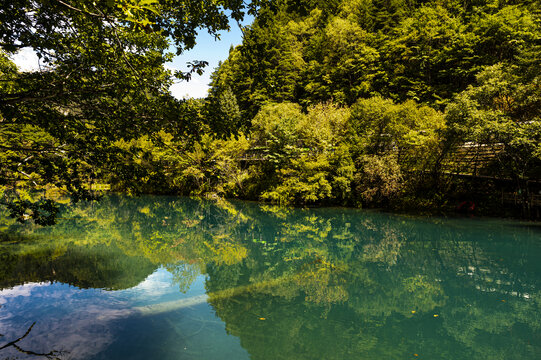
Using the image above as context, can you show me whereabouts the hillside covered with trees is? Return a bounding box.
[1,0,540,223]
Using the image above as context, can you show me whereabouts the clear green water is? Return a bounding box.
[1,196,540,360]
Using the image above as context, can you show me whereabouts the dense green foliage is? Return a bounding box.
[1,0,540,222]
[202,0,540,214]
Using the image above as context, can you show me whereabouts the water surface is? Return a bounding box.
[1,196,540,359]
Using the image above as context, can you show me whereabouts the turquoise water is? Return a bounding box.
[0,196,540,359]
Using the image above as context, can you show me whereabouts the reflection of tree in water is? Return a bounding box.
[0,243,157,291]
[1,196,541,359]
[0,196,256,359]
[203,206,541,359]
[165,262,201,293]
[0,196,253,291]
[0,322,64,359]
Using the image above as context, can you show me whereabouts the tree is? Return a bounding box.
[303,16,379,105]
[349,96,445,167]
[0,0,259,224]
[444,56,541,211]
[205,84,242,137]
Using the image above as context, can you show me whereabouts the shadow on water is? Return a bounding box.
[0,195,540,359]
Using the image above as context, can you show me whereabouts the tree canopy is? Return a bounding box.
[0,0,260,224]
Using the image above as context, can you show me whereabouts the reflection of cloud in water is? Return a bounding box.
[0,272,210,360]
[0,283,128,359]
[0,282,44,305]
[18,315,115,359]
[129,269,174,297]
[120,266,205,303]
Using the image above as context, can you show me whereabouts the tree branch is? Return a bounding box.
[55,0,104,18]
[13,343,62,359]
[0,322,36,351]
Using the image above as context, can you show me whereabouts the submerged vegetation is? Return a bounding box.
[1,0,540,223]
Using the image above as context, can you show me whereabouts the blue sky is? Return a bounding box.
[168,15,253,99]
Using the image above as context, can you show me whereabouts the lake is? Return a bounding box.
[1,195,540,359]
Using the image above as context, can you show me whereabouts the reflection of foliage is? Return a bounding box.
[0,195,252,290]
[294,263,349,305]
[203,203,541,359]
[2,196,541,359]
[204,239,248,266]
[360,219,404,265]
[165,263,201,294]
[402,275,446,311]
[0,241,156,290]
[5,198,60,226]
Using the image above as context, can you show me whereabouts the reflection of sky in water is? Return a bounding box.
[118,268,208,306]
[0,282,38,305]
[0,267,248,360]
[2,196,541,360]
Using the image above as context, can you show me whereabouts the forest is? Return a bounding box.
[1,0,540,224]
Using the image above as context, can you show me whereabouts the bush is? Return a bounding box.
[354,154,403,207]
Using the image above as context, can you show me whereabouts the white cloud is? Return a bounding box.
[10,47,40,72]
[129,269,174,297]
[170,76,210,99]
[0,282,47,298]
[165,64,211,99]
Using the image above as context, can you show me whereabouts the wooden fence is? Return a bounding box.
[443,143,505,176]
